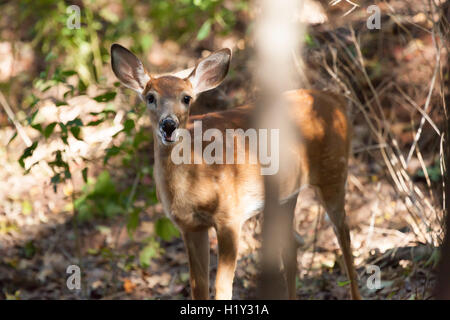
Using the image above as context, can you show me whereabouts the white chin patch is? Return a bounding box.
[159,130,178,145]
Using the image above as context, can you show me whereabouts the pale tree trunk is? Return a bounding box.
[253,0,305,299]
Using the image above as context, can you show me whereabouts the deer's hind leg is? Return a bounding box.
[316,183,361,300]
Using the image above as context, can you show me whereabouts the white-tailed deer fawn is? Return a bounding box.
[111,43,361,300]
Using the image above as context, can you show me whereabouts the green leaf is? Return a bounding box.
[304,33,318,48]
[7,131,17,146]
[127,209,140,238]
[59,123,68,145]
[44,122,57,138]
[19,141,38,168]
[104,202,123,217]
[48,150,66,169]
[31,124,43,133]
[61,134,68,145]
[337,280,350,287]
[63,88,74,99]
[41,85,51,93]
[417,159,442,182]
[87,119,104,126]
[155,217,180,241]
[27,109,39,124]
[93,92,116,103]
[67,118,83,127]
[59,122,68,134]
[4,290,21,300]
[140,34,153,51]
[132,130,151,149]
[64,168,71,179]
[70,126,82,140]
[149,188,158,204]
[22,200,32,215]
[104,145,121,164]
[28,95,40,110]
[61,70,77,77]
[45,52,57,62]
[51,173,61,185]
[123,119,135,133]
[197,20,211,40]
[55,100,68,107]
[139,238,161,268]
[78,79,87,94]
[93,171,116,196]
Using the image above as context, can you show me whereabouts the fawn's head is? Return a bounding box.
[111,44,231,145]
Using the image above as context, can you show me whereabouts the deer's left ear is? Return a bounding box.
[187,48,231,95]
[111,43,150,94]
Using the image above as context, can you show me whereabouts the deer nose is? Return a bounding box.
[160,117,178,137]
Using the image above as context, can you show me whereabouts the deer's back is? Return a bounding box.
[164,89,350,229]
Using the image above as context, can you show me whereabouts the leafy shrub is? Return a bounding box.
[74,171,124,221]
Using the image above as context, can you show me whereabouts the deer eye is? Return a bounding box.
[147,93,156,104]
[182,95,192,105]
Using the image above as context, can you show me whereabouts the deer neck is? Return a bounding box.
[153,134,177,181]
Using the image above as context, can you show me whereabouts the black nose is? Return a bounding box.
[160,118,177,137]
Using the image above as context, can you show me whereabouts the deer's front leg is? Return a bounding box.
[214,222,241,300]
[183,229,210,299]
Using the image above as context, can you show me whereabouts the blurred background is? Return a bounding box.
[0,0,448,299]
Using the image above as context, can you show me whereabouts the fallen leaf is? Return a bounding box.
[123,278,136,293]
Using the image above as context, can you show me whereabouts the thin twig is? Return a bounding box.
[405,31,440,164]
[0,91,32,147]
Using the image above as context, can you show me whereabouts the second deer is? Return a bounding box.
[111,43,361,300]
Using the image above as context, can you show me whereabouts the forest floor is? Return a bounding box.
[0,0,445,300]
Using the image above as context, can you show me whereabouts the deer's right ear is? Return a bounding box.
[187,48,231,95]
[111,44,150,94]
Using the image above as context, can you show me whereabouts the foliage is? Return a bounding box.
[139,237,164,268]
[155,217,181,241]
[12,0,247,243]
[149,0,247,41]
[11,0,248,84]
[17,61,112,189]
[13,0,244,245]
[74,171,124,221]
[17,58,179,251]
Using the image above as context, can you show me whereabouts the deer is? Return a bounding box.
[110,43,361,300]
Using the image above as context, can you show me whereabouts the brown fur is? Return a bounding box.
[149,77,359,299]
[111,44,360,300]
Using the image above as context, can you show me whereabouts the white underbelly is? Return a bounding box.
[241,184,309,222]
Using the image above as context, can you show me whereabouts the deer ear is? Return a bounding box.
[187,48,231,95]
[111,44,150,93]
